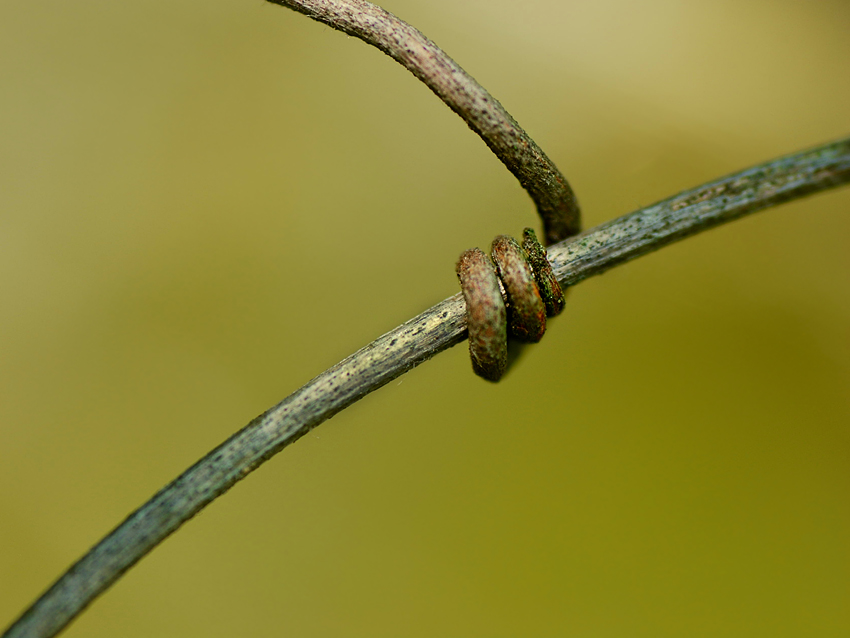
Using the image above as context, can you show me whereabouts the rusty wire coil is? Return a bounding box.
[456,228,565,381]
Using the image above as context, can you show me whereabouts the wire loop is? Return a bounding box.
[456,228,565,381]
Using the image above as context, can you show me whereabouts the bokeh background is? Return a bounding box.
[1,0,849,635]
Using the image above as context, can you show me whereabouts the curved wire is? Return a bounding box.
[266,0,581,243]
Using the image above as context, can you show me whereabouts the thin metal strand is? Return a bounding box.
[3,136,849,638]
[265,0,581,243]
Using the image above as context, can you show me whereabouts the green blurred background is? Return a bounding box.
[1,0,848,635]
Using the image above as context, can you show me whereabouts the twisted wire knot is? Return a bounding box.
[456,228,565,381]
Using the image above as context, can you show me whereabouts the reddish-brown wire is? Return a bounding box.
[456,228,565,381]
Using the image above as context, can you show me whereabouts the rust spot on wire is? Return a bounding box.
[456,248,507,381]
[521,228,565,317]
[491,235,546,342]
[457,228,567,381]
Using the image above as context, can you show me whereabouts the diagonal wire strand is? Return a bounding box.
[4,135,849,638]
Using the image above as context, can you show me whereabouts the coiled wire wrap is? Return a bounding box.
[456,228,565,381]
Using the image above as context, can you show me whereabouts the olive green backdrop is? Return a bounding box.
[1,0,848,636]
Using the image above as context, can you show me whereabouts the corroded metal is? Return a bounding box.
[456,248,507,381]
[521,228,566,317]
[456,231,557,380]
[490,235,547,343]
